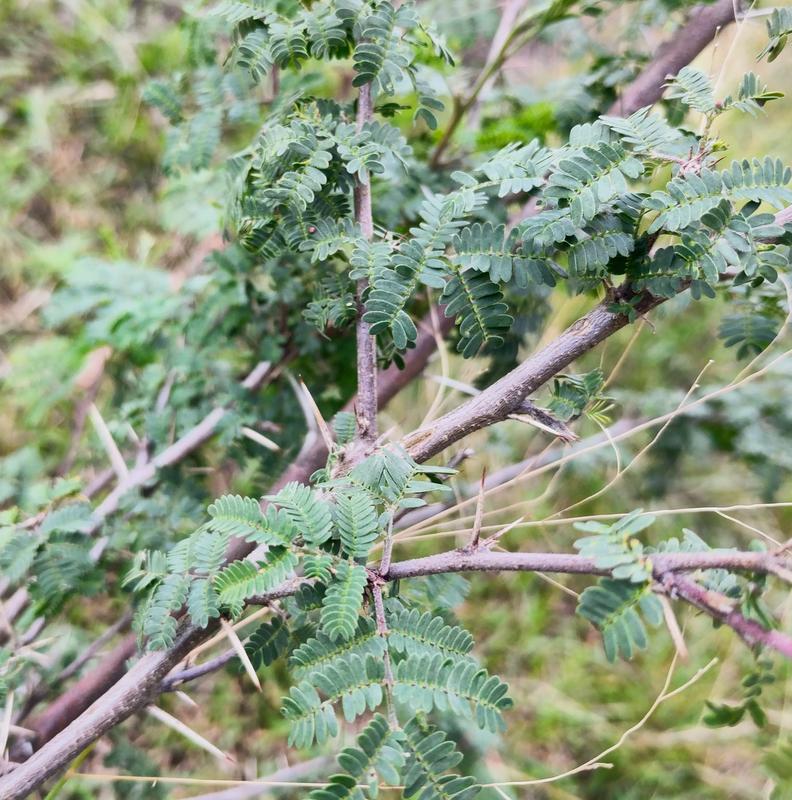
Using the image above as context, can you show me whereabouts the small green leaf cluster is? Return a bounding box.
[149,0,792,371]
[281,602,511,751]
[577,578,663,663]
[574,509,656,582]
[0,499,99,616]
[759,8,792,62]
[574,510,661,662]
[548,368,611,424]
[130,445,452,648]
[704,657,774,729]
[126,433,510,791]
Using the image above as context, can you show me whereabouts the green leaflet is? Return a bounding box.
[320,561,368,641]
[0,530,41,584]
[142,80,183,123]
[725,72,784,117]
[401,718,480,800]
[290,617,385,680]
[564,215,634,278]
[334,489,379,559]
[664,66,716,114]
[576,578,663,662]
[721,157,792,208]
[600,107,683,155]
[308,714,404,799]
[210,1,273,25]
[245,617,290,670]
[332,411,357,445]
[352,1,415,94]
[548,368,607,423]
[387,608,474,659]
[266,482,333,546]
[40,502,93,535]
[304,553,335,583]
[393,653,512,733]
[234,28,273,82]
[450,222,559,287]
[33,540,94,607]
[643,169,724,233]
[441,268,512,358]
[719,313,780,359]
[363,189,481,350]
[340,443,454,509]
[282,655,385,747]
[143,574,191,650]
[187,578,220,629]
[759,7,792,61]
[213,546,299,616]
[544,141,643,225]
[474,140,552,197]
[205,495,296,546]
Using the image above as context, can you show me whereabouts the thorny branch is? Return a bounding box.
[5,536,792,798]
[0,3,781,796]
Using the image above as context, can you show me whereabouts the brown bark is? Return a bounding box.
[608,0,738,117]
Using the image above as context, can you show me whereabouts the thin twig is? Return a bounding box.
[354,82,378,444]
[370,580,397,727]
[664,574,792,660]
[161,649,237,692]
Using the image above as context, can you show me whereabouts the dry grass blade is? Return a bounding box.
[486,656,718,787]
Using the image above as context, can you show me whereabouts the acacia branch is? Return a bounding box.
[384,548,792,582]
[403,199,792,465]
[4,16,780,790]
[354,83,378,444]
[21,309,451,753]
[3,539,790,798]
[401,286,666,463]
[609,0,738,117]
[15,212,790,796]
[662,573,792,660]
